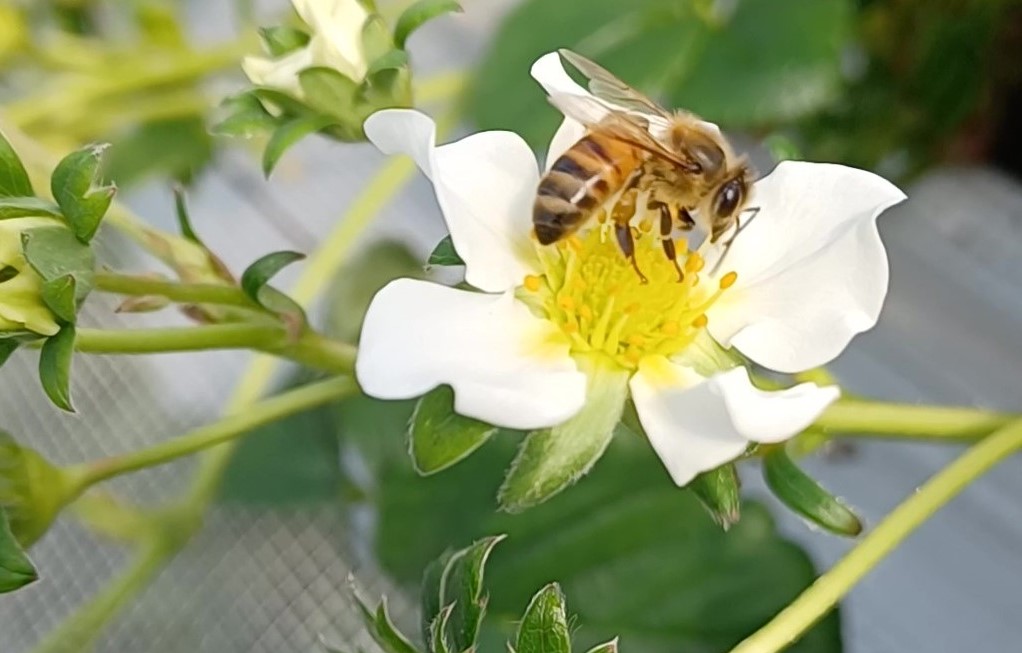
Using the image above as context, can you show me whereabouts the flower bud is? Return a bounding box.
[237,0,413,147]
[0,218,66,338]
[0,432,79,547]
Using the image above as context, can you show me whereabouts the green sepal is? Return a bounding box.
[40,275,77,324]
[420,548,452,645]
[426,236,464,267]
[393,0,462,49]
[515,583,571,653]
[352,590,419,653]
[367,49,410,78]
[50,143,115,242]
[0,130,32,197]
[763,446,863,537]
[20,226,95,305]
[498,360,628,513]
[240,250,307,329]
[409,385,497,475]
[361,13,394,64]
[299,67,359,121]
[0,509,37,594]
[583,640,620,653]
[438,535,504,652]
[0,340,17,368]
[240,250,305,302]
[258,25,310,56]
[38,323,76,412]
[212,92,279,139]
[0,197,61,220]
[688,463,742,530]
[428,604,454,653]
[173,187,205,246]
[262,114,334,177]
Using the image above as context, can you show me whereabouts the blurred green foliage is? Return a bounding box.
[469,0,1022,180]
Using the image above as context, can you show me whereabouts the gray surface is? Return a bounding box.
[1,1,1021,652]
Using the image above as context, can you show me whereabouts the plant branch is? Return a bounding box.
[95,272,258,308]
[74,325,356,375]
[729,418,1022,653]
[816,399,1014,441]
[67,376,356,490]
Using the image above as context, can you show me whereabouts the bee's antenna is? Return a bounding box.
[710,206,759,274]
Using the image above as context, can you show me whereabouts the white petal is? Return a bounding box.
[530,51,592,99]
[294,0,369,80]
[242,47,315,97]
[544,117,586,171]
[630,360,839,486]
[707,161,906,373]
[356,278,587,430]
[364,110,541,293]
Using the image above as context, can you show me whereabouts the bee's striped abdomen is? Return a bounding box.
[533,133,641,245]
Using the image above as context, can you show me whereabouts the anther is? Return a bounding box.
[719,271,738,289]
[624,302,641,314]
[628,334,646,347]
[579,304,593,320]
[662,320,680,336]
[692,314,709,328]
[558,296,576,311]
[685,252,705,274]
[523,275,542,292]
[638,218,653,233]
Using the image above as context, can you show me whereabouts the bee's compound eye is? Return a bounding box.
[713,178,743,218]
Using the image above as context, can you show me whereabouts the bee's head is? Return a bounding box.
[712,172,749,220]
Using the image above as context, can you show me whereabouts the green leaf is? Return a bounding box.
[0,509,37,594]
[421,550,452,644]
[763,446,862,537]
[426,236,464,267]
[20,226,95,304]
[498,361,628,512]
[212,93,279,139]
[439,535,504,652]
[39,324,75,412]
[104,117,214,187]
[0,197,61,220]
[469,0,851,148]
[410,386,497,475]
[352,592,419,653]
[240,250,305,303]
[0,340,17,368]
[393,0,462,49]
[50,143,115,241]
[40,275,77,324]
[217,381,345,504]
[515,583,571,653]
[366,437,841,653]
[0,131,32,198]
[263,115,333,176]
[259,25,310,56]
[688,463,742,529]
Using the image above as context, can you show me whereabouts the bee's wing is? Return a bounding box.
[548,93,703,173]
[558,49,672,119]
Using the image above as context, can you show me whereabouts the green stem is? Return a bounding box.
[67,376,356,490]
[29,538,172,653]
[729,419,1022,653]
[74,326,356,375]
[95,272,258,308]
[817,399,1014,441]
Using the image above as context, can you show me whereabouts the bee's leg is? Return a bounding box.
[678,208,696,231]
[710,206,760,274]
[614,222,647,284]
[649,200,685,282]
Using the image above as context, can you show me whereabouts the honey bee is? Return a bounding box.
[534,49,755,280]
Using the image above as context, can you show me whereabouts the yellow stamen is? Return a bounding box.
[692,314,708,328]
[523,274,542,292]
[685,252,705,274]
[719,271,738,289]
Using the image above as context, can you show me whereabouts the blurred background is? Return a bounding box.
[1,0,1021,652]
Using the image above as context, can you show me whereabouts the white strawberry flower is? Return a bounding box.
[356,52,905,488]
[242,0,372,96]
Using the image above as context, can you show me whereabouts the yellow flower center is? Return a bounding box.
[518,224,737,370]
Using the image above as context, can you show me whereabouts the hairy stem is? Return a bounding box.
[729,419,1022,653]
[67,376,356,490]
[95,272,257,309]
[74,326,356,375]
